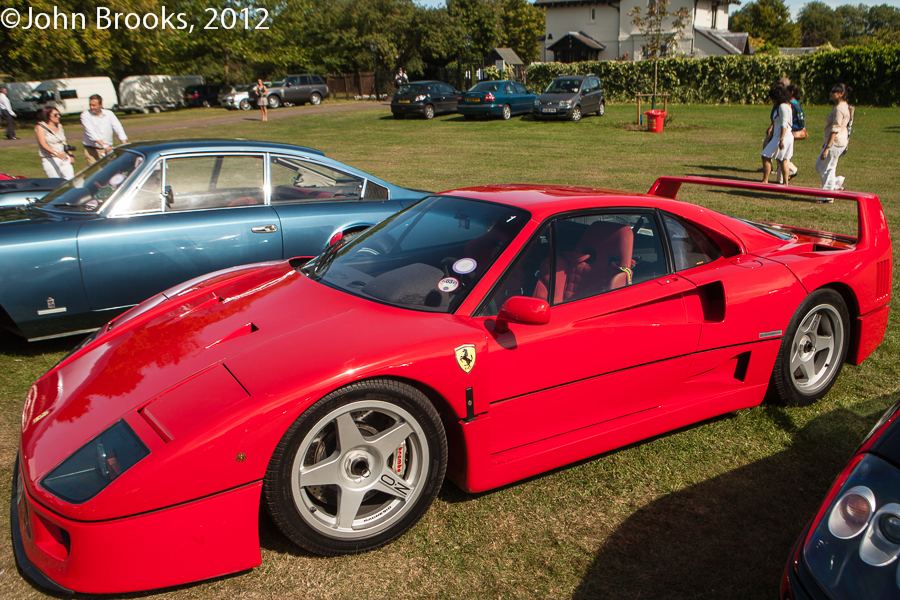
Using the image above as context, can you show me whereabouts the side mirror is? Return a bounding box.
[494,296,550,334]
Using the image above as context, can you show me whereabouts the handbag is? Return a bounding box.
[793,128,808,140]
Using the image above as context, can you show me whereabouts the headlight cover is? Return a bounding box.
[805,454,900,599]
[558,100,571,108]
[41,420,149,504]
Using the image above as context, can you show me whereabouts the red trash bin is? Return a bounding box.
[644,110,667,133]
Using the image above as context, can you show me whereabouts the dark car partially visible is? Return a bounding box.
[391,81,458,119]
[783,398,900,600]
[532,74,605,122]
[183,84,223,108]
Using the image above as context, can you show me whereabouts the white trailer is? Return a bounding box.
[116,75,204,114]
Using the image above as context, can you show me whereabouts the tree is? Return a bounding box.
[798,2,840,47]
[448,0,502,61]
[500,0,544,64]
[628,0,691,108]
[729,0,800,47]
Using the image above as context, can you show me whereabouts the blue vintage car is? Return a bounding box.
[457,80,537,121]
[0,140,429,341]
[0,177,64,207]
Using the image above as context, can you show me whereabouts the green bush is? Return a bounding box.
[526,44,900,106]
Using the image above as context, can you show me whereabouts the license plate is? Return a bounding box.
[541,108,557,114]
[466,98,480,102]
[398,100,410,103]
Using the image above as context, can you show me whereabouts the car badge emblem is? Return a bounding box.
[32,409,50,424]
[455,344,476,374]
[46,297,55,309]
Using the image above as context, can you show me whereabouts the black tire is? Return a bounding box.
[597,101,605,117]
[268,95,281,109]
[239,99,250,111]
[770,289,850,406]
[501,104,511,121]
[310,93,322,105]
[264,379,447,556]
[202,100,211,108]
[424,105,435,120]
[570,106,582,122]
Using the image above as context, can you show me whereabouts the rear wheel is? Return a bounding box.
[268,95,281,109]
[501,104,512,120]
[770,289,850,406]
[570,106,582,122]
[151,106,161,114]
[264,380,447,555]
[310,93,322,105]
[424,105,435,120]
[239,99,250,111]
[597,101,605,117]
[140,107,149,114]
[202,100,211,108]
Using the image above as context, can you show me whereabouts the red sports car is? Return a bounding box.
[12,177,891,593]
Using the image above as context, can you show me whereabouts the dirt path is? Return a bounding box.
[3,101,388,149]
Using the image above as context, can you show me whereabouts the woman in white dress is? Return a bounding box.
[35,107,75,180]
[815,83,852,203]
[761,85,794,186]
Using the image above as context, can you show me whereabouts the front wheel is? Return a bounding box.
[424,104,435,120]
[151,106,161,114]
[570,106,582,122]
[268,95,281,109]
[239,99,250,111]
[597,101,605,117]
[310,93,322,105]
[501,104,511,121]
[770,289,850,406]
[264,379,448,555]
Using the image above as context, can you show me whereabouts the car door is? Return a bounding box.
[78,153,283,310]
[474,211,702,454]
[512,82,529,114]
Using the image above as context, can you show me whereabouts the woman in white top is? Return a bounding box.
[761,85,794,186]
[35,107,75,180]
[815,83,852,203]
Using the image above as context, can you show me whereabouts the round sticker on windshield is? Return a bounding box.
[438,277,459,292]
[109,173,126,187]
[94,186,113,200]
[453,258,477,274]
[84,199,100,211]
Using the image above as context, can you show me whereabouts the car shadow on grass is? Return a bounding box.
[571,399,893,600]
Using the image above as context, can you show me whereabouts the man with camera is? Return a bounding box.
[80,95,128,166]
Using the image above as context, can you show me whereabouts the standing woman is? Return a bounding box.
[35,107,75,180]
[761,85,794,186]
[255,79,268,122]
[815,83,852,203]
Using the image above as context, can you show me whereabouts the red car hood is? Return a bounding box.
[20,260,412,480]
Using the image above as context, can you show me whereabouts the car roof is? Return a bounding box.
[122,139,326,157]
[435,183,684,222]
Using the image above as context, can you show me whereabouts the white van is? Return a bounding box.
[13,77,117,117]
[116,75,204,114]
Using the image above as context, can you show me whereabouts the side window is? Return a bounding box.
[288,76,299,86]
[480,224,552,317]
[439,83,453,94]
[164,155,264,211]
[662,212,723,271]
[503,83,514,94]
[298,76,310,85]
[515,82,528,94]
[270,155,363,203]
[116,161,163,214]
[59,90,77,99]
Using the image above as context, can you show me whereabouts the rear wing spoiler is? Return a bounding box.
[648,176,884,249]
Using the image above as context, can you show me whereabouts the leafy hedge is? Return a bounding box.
[524,45,900,106]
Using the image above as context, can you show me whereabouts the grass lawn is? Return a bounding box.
[1,101,898,599]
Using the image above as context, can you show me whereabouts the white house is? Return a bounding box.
[535,0,749,62]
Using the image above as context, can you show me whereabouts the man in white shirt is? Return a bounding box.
[0,87,17,140]
[80,95,128,165]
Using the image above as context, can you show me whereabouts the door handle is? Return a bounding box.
[252,224,278,233]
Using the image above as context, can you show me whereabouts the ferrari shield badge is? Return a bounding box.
[455,344,476,374]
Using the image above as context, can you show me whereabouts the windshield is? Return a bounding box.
[38,150,144,211]
[735,218,795,241]
[25,90,52,102]
[544,79,582,94]
[396,84,424,95]
[470,82,502,93]
[302,196,529,313]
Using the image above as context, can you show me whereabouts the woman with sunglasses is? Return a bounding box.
[35,107,75,180]
[815,83,852,203]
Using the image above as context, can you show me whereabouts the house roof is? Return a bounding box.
[548,31,607,51]
[489,48,525,65]
[694,27,749,55]
[533,0,616,6]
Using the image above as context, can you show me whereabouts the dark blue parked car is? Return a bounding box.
[458,80,537,121]
[0,140,429,341]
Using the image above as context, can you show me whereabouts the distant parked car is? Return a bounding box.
[533,74,605,122]
[220,85,253,111]
[265,75,329,108]
[782,398,900,600]
[458,80,537,120]
[0,178,64,207]
[391,81,459,119]
[183,84,223,108]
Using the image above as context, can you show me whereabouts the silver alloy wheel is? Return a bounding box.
[268,95,281,108]
[598,102,605,116]
[290,400,430,540]
[570,106,582,122]
[424,104,435,119]
[501,104,511,120]
[311,93,322,105]
[789,303,845,394]
[240,99,250,111]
